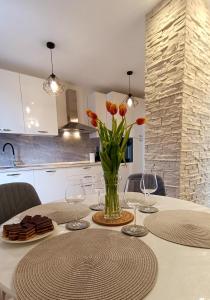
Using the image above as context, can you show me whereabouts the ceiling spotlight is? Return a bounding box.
[43,42,65,96]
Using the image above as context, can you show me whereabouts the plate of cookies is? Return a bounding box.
[1,215,57,243]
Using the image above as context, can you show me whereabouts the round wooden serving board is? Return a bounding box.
[92,210,134,226]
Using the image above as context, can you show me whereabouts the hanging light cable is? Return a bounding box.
[126,71,134,107]
[43,42,65,96]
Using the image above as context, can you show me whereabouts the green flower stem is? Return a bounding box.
[104,172,120,219]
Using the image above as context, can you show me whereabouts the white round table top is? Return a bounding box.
[1,194,210,300]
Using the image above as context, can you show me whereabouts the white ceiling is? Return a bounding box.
[0,0,162,97]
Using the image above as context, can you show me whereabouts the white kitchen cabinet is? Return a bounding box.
[0,163,129,203]
[34,168,67,203]
[0,170,34,186]
[66,165,102,181]
[67,165,102,199]
[88,92,107,123]
[76,89,89,126]
[0,69,25,134]
[20,74,58,135]
[88,92,108,138]
[88,92,107,124]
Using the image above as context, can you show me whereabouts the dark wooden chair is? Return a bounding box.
[0,182,41,224]
[126,173,166,196]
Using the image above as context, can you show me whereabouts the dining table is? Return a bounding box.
[1,194,210,300]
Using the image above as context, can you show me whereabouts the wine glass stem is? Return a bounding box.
[134,206,137,226]
[147,192,150,207]
[97,190,101,206]
[144,192,150,207]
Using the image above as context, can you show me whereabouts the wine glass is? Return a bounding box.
[121,177,148,237]
[86,175,105,211]
[65,178,90,230]
[139,173,159,213]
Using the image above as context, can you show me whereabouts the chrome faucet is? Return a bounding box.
[2,143,18,166]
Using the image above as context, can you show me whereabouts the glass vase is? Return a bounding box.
[103,172,121,220]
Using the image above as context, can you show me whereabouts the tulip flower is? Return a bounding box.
[86,109,92,117]
[119,103,127,117]
[106,101,112,113]
[109,103,118,115]
[86,109,97,119]
[90,112,97,119]
[91,118,98,127]
[136,118,146,125]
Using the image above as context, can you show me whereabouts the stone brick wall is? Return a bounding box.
[145,0,186,198]
[180,0,210,204]
[145,0,210,204]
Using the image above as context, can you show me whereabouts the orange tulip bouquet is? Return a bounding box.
[86,101,145,220]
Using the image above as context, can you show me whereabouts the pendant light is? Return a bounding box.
[43,41,65,96]
[126,71,138,107]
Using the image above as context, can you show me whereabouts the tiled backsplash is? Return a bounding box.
[0,133,99,166]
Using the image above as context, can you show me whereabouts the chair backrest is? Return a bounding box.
[126,173,166,196]
[0,182,41,224]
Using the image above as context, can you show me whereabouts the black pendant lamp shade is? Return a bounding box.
[43,41,65,96]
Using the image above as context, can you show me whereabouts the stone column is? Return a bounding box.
[145,0,210,204]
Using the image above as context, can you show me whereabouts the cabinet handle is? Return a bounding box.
[83,175,92,178]
[45,170,56,173]
[3,129,12,132]
[38,130,48,134]
[83,167,91,170]
[7,173,21,176]
[83,184,92,187]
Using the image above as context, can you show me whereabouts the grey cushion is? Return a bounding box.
[126,173,166,196]
[0,182,41,224]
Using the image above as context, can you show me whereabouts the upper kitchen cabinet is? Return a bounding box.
[76,88,89,125]
[88,92,107,138]
[20,74,58,135]
[0,69,25,134]
[88,92,107,124]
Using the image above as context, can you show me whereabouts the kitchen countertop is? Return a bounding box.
[0,161,102,173]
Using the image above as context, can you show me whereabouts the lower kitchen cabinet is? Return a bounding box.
[34,165,103,203]
[34,168,68,203]
[0,163,130,204]
[66,165,102,180]
[0,170,34,186]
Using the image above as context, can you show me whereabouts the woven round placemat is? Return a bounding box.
[14,229,158,300]
[92,210,134,226]
[20,202,90,224]
[144,210,210,248]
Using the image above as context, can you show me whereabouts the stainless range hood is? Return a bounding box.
[59,89,96,134]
